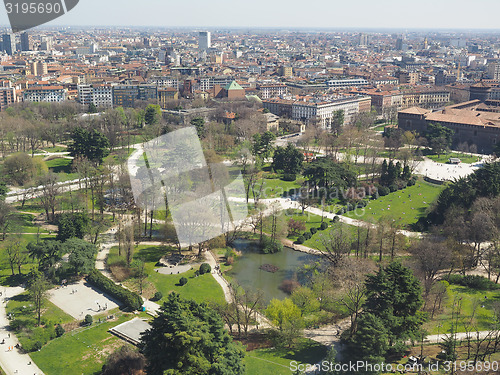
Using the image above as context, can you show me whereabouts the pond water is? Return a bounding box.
[227,239,318,303]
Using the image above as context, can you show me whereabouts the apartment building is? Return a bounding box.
[23,86,68,103]
[327,78,369,90]
[258,84,288,99]
[263,95,371,129]
[113,85,158,107]
[0,87,15,111]
[77,84,113,108]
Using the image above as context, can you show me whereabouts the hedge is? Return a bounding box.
[87,269,143,311]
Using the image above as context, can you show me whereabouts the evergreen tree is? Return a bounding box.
[141,293,245,375]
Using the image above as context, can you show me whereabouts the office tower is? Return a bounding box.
[20,32,31,51]
[199,31,211,50]
[2,34,16,55]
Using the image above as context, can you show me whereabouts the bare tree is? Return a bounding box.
[38,172,60,222]
[318,223,351,268]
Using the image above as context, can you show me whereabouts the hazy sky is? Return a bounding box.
[1,0,500,30]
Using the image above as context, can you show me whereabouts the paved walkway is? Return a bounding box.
[0,287,44,375]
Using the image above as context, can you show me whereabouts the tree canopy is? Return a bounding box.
[68,128,110,164]
[272,144,304,176]
[140,293,245,375]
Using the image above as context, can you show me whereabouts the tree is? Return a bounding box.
[191,117,205,138]
[272,144,304,176]
[425,123,454,156]
[102,346,146,375]
[331,110,344,136]
[252,131,276,159]
[38,172,60,222]
[265,298,304,348]
[303,158,357,197]
[140,293,245,375]
[66,238,99,275]
[144,104,162,126]
[123,224,135,267]
[132,259,147,295]
[291,287,320,316]
[27,269,50,326]
[363,262,425,349]
[57,212,90,241]
[345,312,389,369]
[409,238,453,298]
[0,201,14,240]
[3,153,37,185]
[318,223,352,268]
[27,240,63,271]
[68,128,110,164]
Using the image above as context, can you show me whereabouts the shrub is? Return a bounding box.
[32,340,43,352]
[337,208,345,215]
[87,269,143,311]
[407,176,417,186]
[261,235,283,254]
[84,314,93,325]
[378,186,390,196]
[179,277,188,286]
[303,232,312,240]
[332,216,340,223]
[199,263,211,275]
[55,324,65,337]
[226,256,234,265]
[279,279,300,294]
[296,236,305,244]
[389,184,398,193]
[320,222,328,230]
[282,173,296,181]
[310,227,318,235]
[443,274,499,290]
[152,291,163,301]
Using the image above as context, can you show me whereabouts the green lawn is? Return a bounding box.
[245,338,327,375]
[255,177,302,199]
[424,285,500,335]
[425,152,479,164]
[108,245,226,305]
[31,314,134,375]
[45,157,78,181]
[344,180,444,227]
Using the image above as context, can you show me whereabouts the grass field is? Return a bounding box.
[244,338,327,375]
[45,157,78,181]
[255,178,302,199]
[344,180,444,227]
[108,245,226,305]
[425,152,479,164]
[424,285,500,335]
[31,314,134,375]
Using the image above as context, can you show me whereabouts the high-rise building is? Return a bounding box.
[199,31,211,50]
[359,33,369,46]
[31,61,48,76]
[487,62,500,80]
[40,36,53,51]
[2,34,16,55]
[20,32,31,51]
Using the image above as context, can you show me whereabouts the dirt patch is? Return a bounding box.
[110,265,132,282]
[234,333,273,351]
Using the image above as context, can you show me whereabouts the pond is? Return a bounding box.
[227,239,318,303]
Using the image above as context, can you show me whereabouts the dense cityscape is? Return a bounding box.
[0,8,499,375]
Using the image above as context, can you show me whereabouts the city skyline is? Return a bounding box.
[0,0,500,31]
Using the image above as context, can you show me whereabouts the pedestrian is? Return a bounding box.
[8,333,10,338]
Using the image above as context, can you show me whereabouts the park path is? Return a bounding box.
[0,287,44,375]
